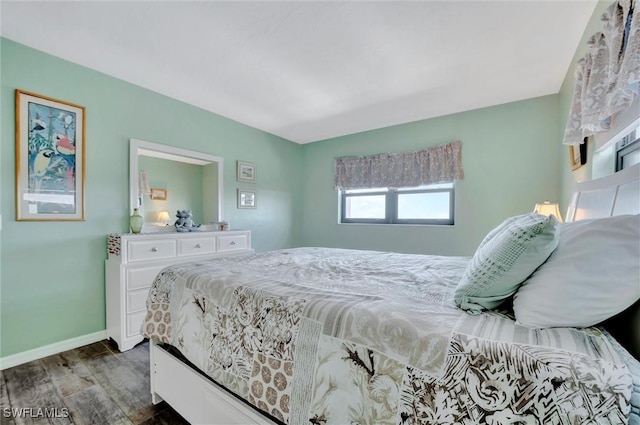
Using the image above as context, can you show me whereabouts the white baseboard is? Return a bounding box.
[0,330,107,370]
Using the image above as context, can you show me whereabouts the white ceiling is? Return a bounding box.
[0,1,597,144]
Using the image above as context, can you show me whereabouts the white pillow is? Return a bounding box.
[513,214,640,328]
[454,213,560,314]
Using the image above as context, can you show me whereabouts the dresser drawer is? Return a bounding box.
[217,234,248,252]
[127,239,176,262]
[126,311,147,337]
[126,265,166,291]
[126,288,150,314]
[178,237,216,257]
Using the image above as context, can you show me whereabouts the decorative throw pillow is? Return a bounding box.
[513,214,640,328]
[454,213,560,314]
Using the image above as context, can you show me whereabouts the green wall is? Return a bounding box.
[300,95,562,256]
[0,38,303,357]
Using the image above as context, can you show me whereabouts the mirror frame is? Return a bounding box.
[129,138,224,231]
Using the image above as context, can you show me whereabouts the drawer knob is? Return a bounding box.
[195,244,201,248]
[230,241,236,245]
[151,247,158,252]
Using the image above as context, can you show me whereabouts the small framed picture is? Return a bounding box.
[15,89,86,221]
[237,189,257,209]
[150,188,167,200]
[569,137,588,170]
[237,160,256,183]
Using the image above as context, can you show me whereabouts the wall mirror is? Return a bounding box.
[129,138,223,232]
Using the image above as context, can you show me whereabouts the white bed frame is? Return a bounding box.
[149,163,640,425]
[150,343,277,424]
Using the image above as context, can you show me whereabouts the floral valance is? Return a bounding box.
[334,141,463,190]
[563,0,640,145]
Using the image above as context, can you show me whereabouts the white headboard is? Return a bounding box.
[566,163,640,222]
[569,164,640,361]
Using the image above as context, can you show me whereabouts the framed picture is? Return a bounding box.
[15,90,86,221]
[237,189,257,209]
[150,188,167,201]
[569,137,588,170]
[237,160,256,183]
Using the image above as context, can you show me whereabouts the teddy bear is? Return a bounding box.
[174,210,201,232]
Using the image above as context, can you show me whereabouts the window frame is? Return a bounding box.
[615,129,640,171]
[339,184,455,225]
[615,137,640,172]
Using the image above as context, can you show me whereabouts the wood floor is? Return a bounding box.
[1,340,189,425]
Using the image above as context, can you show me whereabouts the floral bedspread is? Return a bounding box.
[143,247,633,425]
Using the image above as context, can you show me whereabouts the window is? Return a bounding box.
[615,122,640,171]
[340,183,454,225]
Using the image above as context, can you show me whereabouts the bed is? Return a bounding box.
[143,163,640,425]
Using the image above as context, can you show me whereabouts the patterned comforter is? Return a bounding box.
[143,247,635,425]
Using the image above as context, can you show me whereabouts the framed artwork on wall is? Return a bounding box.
[15,89,86,221]
[237,160,256,183]
[237,189,257,209]
[569,137,588,171]
[150,188,167,200]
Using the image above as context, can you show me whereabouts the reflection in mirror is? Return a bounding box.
[129,139,223,232]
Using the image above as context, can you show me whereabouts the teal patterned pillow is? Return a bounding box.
[455,213,560,314]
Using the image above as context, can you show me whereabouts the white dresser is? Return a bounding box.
[105,230,253,351]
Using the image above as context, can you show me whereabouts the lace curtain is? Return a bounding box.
[563,0,640,145]
[334,141,463,190]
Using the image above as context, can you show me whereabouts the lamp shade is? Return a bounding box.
[533,200,563,222]
[157,211,171,224]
